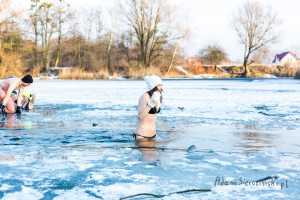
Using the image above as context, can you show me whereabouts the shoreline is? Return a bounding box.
[36,76,296,81]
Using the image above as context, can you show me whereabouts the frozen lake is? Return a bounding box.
[1,78,300,199]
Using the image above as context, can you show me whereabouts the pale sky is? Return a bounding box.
[12,0,300,62]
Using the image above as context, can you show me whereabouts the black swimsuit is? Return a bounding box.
[132,133,156,139]
[148,107,160,114]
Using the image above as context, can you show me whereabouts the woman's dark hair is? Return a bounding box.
[147,86,163,102]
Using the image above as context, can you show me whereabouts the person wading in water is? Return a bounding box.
[0,74,33,115]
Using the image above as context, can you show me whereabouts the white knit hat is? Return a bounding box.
[144,75,163,91]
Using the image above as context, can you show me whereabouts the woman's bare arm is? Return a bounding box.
[138,94,151,120]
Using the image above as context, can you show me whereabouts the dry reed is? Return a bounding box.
[58,68,110,79]
[127,66,162,79]
[0,52,24,79]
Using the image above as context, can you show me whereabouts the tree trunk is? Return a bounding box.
[140,49,147,67]
[54,23,62,67]
[166,44,178,74]
[242,54,251,78]
[45,46,50,72]
[54,49,61,68]
[107,31,114,74]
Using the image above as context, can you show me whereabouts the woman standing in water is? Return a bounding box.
[133,75,163,140]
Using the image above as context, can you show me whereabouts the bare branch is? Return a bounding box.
[231,1,281,77]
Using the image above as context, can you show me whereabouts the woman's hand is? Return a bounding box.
[147,91,161,108]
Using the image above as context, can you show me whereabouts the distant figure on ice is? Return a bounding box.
[133,75,163,140]
[0,74,33,115]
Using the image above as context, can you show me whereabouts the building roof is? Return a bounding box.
[275,51,298,61]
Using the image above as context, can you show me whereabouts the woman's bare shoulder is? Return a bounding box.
[139,93,150,104]
[140,93,150,100]
[8,78,20,84]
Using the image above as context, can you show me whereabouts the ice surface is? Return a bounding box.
[0,79,299,199]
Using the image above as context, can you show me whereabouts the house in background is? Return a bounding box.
[273,51,299,64]
[185,56,204,66]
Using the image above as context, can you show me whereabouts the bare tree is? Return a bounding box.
[121,0,176,67]
[199,44,228,67]
[0,0,22,59]
[94,7,104,41]
[53,0,72,67]
[166,23,190,74]
[78,7,101,42]
[0,0,26,77]
[118,30,135,65]
[0,0,12,59]
[68,21,84,67]
[28,1,61,71]
[0,0,11,14]
[28,0,41,68]
[38,2,58,71]
[105,8,119,73]
[231,1,281,77]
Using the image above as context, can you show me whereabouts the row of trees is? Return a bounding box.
[0,0,188,76]
[0,0,281,78]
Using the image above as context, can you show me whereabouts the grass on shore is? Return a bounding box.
[127,66,163,79]
[58,66,164,80]
[2,62,300,80]
[58,68,110,79]
[46,65,300,80]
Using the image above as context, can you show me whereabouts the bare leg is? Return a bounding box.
[135,139,158,161]
[0,89,5,102]
[5,98,16,114]
[0,89,16,114]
